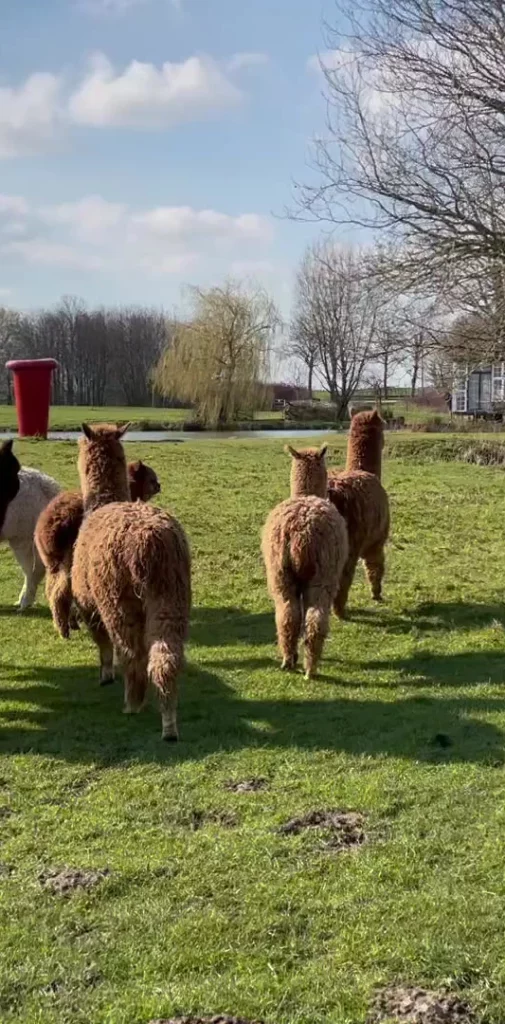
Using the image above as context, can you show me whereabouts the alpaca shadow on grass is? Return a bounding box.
[0,649,504,767]
[347,600,505,635]
[190,606,274,647]
[0,604,52,621]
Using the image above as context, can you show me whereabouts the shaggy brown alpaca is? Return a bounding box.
[35,460,161,639]
[327,470,389,617]
[262,445,348,679]
[330,408,385,480]
[326,410,389,617]
[72,423,191,741]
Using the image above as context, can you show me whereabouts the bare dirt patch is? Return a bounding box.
[39,867,110,896]
[225,778,269,793]
[278,809,366,850]
[367,985,477,1024]
[148,1017,267,1024]
[176,810,238,831]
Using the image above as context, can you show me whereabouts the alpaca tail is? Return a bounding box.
[146,600,188,742]
[46,565,74,640]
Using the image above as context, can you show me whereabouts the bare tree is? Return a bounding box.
[296,0,505,295]
[287,258,322,397]
[291,243,381,417]
[154,281,279,427]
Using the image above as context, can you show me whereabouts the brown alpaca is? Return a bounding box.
[71,424,191,741]
[262,445,348,679]
[345,408,385,478]
[35,460,161,639]
[327,410,389,617]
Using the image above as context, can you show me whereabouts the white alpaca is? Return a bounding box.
[1,467,61,609]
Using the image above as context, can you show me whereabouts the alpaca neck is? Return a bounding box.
[346,440,382,478]
[290,475,327,499]
[82,468,130,514]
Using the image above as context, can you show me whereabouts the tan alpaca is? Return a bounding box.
[35,460,161,640]
[71,424,191,741]
[262,445,348,679]
[327,409,390,617]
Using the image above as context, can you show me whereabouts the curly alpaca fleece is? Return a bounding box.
[0,441,60,609]
[262,446,348,678]
[345,408,385,478]
[72,424,191,741]
[35,460,161,639]
[327,409,389,616]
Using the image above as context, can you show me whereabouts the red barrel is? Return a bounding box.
[6,358,58,438]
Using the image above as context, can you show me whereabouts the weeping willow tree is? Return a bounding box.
[154,282,279,426]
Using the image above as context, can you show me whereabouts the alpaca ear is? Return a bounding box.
[1,439,14,454]
[81,423,94,440]
[116,423,131,439]
[371,409,380,421]
[349,405,356,419]
[318,444,328,459]
[285,444,301,459]
[129,460,142,475]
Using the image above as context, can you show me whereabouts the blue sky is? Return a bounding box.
[0,0,337,316]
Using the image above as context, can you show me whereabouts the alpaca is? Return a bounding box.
[35,460,161,639]
[327,409,389,617]
[262,445,348,678]
[0,440,61,610]
[72,424,191,741]
[345,408,385,478]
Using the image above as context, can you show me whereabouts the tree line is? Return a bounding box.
[0,297,174,407]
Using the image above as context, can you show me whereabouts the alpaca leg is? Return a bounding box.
[46,567,73,639]
[12,543,44,610]
[303,587,332,680]
[364,543,386,602]
[274,591,302,671]
[85,616,115,685]
[122,656,148,714]
[147,636,184,742]
[333,554,359,620]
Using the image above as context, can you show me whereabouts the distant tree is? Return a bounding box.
[291,243,381,418]
[153,282,279,427]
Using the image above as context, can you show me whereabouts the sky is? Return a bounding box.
[0,0,338,317]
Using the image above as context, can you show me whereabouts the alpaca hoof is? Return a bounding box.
[162,729,178,742]
[100,674,115,687]
[373,594,383,603]
[334,607,347,621]
[123,701,142,713]
[281,657,297,671]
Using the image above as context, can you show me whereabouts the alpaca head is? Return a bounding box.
[286,443,328,498]
[0,439,21,507]
[78,423,131,510]
[128,460,161,501]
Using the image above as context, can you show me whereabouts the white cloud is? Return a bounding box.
[5,239,105,270]
[226,53,269,73]
[38,195,127,243]
[0,193,274,277]
[0,73,62,158]
[68,52,241,128]
[0,195,29,217]
[132,206,273,243]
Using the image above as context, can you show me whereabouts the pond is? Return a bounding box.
[0,428,338,443]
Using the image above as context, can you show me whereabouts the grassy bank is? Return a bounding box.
[1,437,505,1022]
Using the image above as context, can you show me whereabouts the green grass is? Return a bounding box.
[2,436,505,1023]
[0,406,193,431]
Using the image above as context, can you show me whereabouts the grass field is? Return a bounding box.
[2,434,505,1023]
[0,402,458,432]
